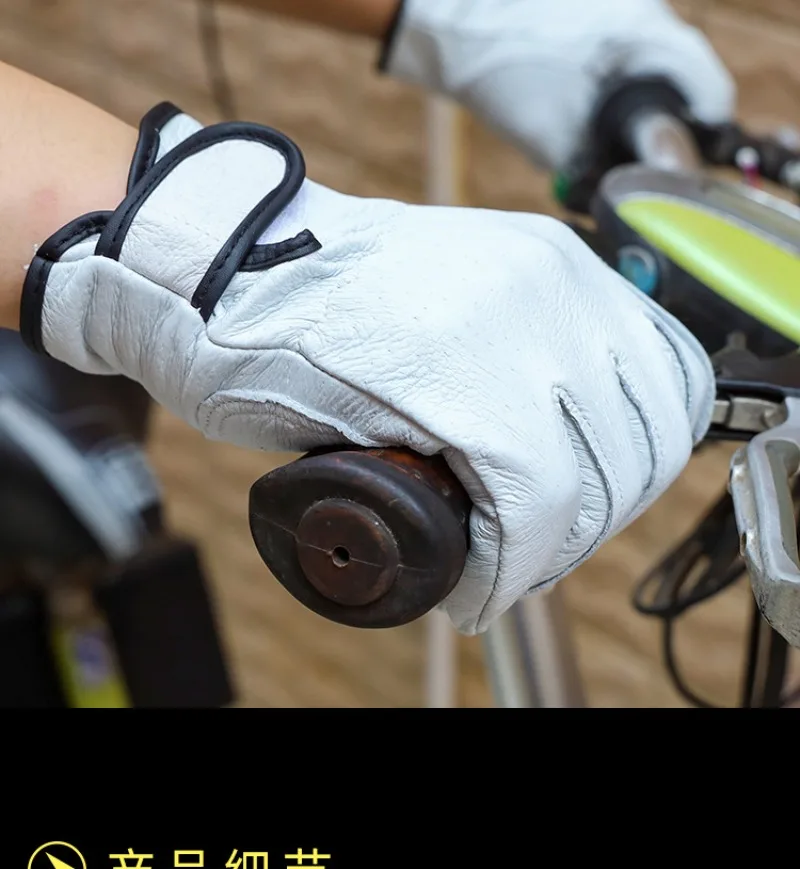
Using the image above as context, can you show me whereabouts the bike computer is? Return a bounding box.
[593,165,800,357]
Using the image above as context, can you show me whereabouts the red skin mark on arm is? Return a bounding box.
[30,186,61,225]
[0,60,136,330]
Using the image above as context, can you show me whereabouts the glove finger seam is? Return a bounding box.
[441,447,500,634]
[611,350,660,502]
[555,385,621,512]
[527,386,615,589]
[648,315,693,417]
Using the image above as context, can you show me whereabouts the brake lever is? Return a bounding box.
[711,346,800,646]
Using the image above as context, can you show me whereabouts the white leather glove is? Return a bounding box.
[381,0,736,170]
[21,104,714,634]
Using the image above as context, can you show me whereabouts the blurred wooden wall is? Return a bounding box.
[1,0,799,705]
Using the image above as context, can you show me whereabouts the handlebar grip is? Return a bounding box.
[248,447,472,629]
[592,75,690,156]
[556,76,695,213]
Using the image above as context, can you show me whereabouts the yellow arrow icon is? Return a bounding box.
[28,842,87,869]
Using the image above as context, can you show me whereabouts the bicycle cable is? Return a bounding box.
[633,481,800,707]
[632,487,745,707]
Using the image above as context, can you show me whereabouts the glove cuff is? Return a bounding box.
[20,103,322,358]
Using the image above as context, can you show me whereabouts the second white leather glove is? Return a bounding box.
[381,0,736,170]
[21,104,714,634]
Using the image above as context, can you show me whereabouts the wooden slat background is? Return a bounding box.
[2,0,800,705]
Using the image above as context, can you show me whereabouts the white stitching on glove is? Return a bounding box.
[383,0,736,170]
[23,106,715,634]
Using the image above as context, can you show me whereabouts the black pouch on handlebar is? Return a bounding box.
[591,193,796,358]
[94,538,235,708]
[0,585,67,708]
[591,162,799,358]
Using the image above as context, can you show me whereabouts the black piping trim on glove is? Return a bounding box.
[20,211,113,355]
[18,101,181,354]
[127,101,183,192]
[241,229,321,271]
[126,102,320,280]
[95,120,318,321]
[20,104,322,351]
[377,0,407,72]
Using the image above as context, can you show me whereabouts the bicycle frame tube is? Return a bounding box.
[482,586,585,708]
